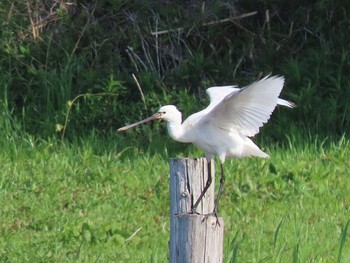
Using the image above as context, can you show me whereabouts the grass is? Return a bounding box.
[0,134,170,262]
[0,132,349,262]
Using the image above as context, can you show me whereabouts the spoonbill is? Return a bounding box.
[118,75,294,217]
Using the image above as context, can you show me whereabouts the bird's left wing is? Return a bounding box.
[200,76,285,137]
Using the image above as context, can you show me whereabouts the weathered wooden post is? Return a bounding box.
[169,158,224,263]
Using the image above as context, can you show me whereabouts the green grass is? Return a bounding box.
[0,133,349,262]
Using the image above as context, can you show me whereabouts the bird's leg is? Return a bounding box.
[213,163,225,215]
[191,161,212,213]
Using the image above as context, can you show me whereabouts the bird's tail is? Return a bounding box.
[243,144,270,158]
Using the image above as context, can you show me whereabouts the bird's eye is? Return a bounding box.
[162,111,166,114]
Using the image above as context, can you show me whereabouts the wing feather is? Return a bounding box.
[199,76,286,137]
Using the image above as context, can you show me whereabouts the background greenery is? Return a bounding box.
[0,0,349,262]
[1,0,349,138]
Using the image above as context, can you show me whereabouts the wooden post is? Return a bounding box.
[169,158,224,263]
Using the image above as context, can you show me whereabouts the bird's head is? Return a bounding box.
[156,105,181,122]
[117,105,181,132]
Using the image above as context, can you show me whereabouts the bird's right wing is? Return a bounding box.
[200,76,286,137]
[207,85,294,110]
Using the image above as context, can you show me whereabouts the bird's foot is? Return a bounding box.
[175,209,221,227]
[201,210,221,226]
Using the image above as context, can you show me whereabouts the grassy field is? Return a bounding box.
[0,132,349,262]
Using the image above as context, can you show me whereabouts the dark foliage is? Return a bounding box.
[0,0,349,139]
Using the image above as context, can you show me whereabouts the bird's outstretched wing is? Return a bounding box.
[206,84,294,110]
[201,76,287,137]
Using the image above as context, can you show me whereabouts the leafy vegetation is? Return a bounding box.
[0,0,350,262]
[1,0,349,137]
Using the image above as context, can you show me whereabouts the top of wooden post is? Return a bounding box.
[170,157,215,215]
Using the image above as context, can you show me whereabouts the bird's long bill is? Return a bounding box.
[117,112,161,132]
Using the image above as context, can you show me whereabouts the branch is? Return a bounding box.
[151,11,258,36]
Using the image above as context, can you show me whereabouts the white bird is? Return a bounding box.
[118,75,294,217]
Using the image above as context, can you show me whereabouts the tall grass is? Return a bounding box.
[0,72,11,134]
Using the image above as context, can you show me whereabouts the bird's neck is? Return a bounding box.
[166,118,188,143]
